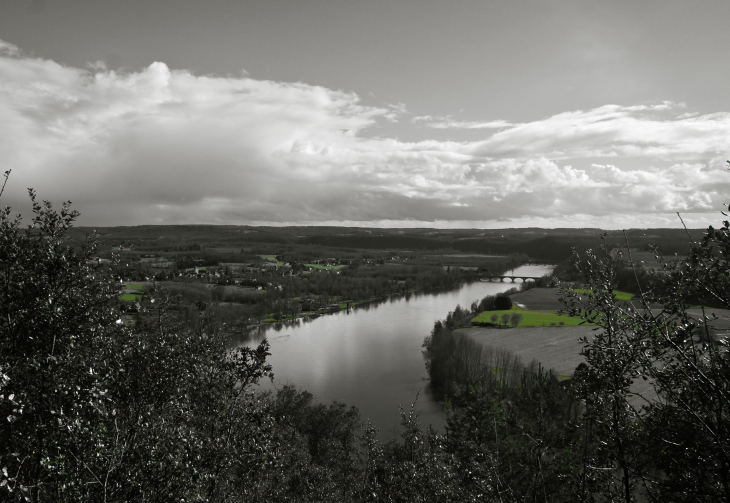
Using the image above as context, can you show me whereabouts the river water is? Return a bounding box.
[239,264,554,438]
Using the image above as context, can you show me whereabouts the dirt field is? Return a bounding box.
[460,326,592,377]
[510,287,632,311]
[509,288,566,310]
[461,325,658,407]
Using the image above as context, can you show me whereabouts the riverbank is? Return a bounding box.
[241,267,547,332]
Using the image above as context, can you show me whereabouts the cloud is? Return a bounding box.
[470,104,730,161]
[1,39,729,229]
[412,115,516,129]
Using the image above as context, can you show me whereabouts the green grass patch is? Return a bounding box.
[574,288,634,301]
[305,263,346,270]
[125,283,145,290]
[120,293,142,302]
[472,305,587,327]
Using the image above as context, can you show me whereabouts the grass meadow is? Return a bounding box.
[472,306,585,327]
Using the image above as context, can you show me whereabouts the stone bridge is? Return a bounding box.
[480,276,544,283]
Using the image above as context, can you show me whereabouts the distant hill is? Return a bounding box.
[67,225,705,263]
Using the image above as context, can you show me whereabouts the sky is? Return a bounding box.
[1,0,729,229]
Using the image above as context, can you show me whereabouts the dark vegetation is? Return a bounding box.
[297,228,704,263]
[2,170,729,502]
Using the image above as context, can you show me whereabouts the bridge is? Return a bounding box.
[480,276,544,284]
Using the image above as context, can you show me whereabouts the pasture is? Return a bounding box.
[472,305,585,327]
[120,283,146,302]
[574,288,634,301]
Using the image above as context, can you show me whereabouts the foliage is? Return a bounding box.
[493,295,513,310]
[560,200,730,502]
[559,240,648,502]
[444,366,583,502]
[0,191,276,501]
[0,190,127,501]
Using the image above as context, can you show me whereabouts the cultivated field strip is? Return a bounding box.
[461,325,658,407]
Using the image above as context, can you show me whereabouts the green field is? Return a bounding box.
[573,288,634,301]
[120,293,142,302]
[472,305,587,327]
[305,263,347,270]
[125,283,145,290]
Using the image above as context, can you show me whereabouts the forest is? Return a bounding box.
[2,181,729,502]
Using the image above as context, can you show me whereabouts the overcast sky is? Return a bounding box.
[1,0,729,228]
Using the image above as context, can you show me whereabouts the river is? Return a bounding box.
[239,264,554,438]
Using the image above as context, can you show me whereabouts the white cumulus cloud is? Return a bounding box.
[1,39,729,228]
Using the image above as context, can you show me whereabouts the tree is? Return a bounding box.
[494,295,513,311]
[559,239,646,502]
[0,186,277,502]
[560,186,730,502]
[0,189,122,500]
[633,218,730,502]
[445,364,583,502]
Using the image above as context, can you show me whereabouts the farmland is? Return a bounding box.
[472,306,585,327]
[573,288,634,301]
[459,325,592,377]
[459,325,657,404]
